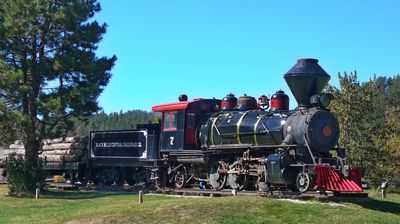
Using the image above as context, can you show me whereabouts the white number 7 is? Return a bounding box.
[170,136,175,145]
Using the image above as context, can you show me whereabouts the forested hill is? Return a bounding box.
[71,110,160,136]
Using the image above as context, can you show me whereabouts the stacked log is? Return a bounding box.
[0,141,25,165]
[0,136,88,164]
[0,149,6,166]
[8,140,25,155]
[39,136,88,162]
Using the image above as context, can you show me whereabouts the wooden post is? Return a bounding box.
[232,189,237,196]
[35,188,40,199]
[380,179,388,199]
[139,190,144,204]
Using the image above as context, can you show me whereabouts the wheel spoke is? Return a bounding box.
[229,162,248,190]
[209,161,227,190]
[174,169,186,189]
[296,172,313,193]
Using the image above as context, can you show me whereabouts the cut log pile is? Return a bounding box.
[0,136,88,165]
[39,136,88,162]
[0,141,25,165]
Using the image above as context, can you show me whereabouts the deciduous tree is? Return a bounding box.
[328,73,400,187]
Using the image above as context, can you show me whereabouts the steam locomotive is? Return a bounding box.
[41,58,362,193]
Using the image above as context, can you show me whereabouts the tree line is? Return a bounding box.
[70,110,160,136]
[0,110,160,147]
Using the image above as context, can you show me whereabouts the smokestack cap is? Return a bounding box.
[284,58,330,108]
[297,58,319,63]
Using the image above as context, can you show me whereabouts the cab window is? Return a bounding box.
[187,113,195,129]
[164,111,177,131]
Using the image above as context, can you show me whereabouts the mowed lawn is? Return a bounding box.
[0,185,399,224]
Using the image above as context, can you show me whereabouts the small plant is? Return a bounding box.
[5,154,46,196]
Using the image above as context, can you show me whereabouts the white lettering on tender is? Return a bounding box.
[95,142,142,148]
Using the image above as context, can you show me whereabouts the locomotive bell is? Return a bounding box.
[284,58,330,109]
[257,95,270,110]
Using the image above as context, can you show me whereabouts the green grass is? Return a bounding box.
[0,185,399,224]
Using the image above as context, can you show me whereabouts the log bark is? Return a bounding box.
[9,144,25,149]
[40,153,83,162]
[41,149,83,156]
[65,136,81,143]
[41,142,85,151]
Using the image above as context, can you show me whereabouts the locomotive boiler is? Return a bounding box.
[199,93,287,148]
[200,58,338,154]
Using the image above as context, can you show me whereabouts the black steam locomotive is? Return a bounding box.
[44,58,363,193]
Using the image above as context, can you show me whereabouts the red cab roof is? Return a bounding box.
[152,99,203,112]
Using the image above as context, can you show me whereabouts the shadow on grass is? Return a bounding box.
[41,190,127,200]
[349,198,400,215]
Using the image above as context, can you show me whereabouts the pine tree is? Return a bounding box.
[0,0,116,193]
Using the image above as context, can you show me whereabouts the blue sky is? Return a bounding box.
[95,0,400,113]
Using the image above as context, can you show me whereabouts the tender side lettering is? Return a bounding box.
[95,142,142,148]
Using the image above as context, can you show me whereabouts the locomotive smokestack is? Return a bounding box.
[284,58,330,109]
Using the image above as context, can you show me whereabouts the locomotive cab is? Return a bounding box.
[152,97,221,151]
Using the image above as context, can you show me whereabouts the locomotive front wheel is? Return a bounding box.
[173,169,187,189]
[296,172,313,193]
[208,161,228,190]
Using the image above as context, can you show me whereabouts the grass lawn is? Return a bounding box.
[0,185,399,224]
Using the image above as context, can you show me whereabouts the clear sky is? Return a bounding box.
[94,0,400,113]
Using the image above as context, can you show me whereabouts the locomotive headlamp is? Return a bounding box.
[310,93,333,109]
[320,93,333,108]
